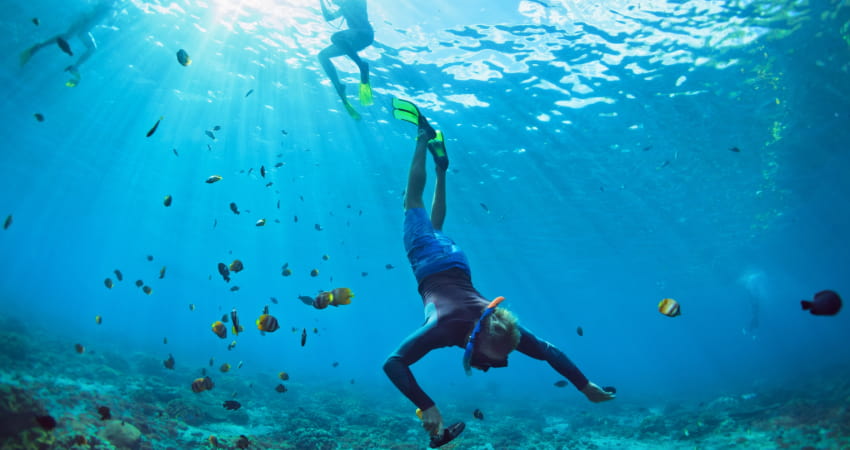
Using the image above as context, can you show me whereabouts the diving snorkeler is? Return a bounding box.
[383,98,616,448]
[19,0,119,87]
[317,0,374,120]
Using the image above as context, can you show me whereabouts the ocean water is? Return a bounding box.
[1,0,849,448]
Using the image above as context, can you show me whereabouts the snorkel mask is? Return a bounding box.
[462,296,505,375]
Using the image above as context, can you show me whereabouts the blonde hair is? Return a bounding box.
[482,307,520,355]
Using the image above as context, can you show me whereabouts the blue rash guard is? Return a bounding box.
[383,208,590,411]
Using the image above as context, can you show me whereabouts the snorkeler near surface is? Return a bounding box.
[317,0,374,120]
[19,0,120,87]
[383,98,616,448]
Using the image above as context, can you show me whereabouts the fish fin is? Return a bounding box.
[801,300,812,310]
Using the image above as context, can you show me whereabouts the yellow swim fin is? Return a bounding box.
[343,100,361,120]
[20,47,34,67]
[359,83,373,106]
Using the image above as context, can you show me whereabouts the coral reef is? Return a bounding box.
[97,420,142,450]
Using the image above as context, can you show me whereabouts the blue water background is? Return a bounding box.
[1,0,849,413]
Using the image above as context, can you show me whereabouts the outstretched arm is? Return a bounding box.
[516,326,615,402]
[320,0,342,21]
[383,319,456,411]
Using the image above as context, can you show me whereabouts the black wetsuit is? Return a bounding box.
[383,266,591,411]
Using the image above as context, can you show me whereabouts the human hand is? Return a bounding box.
[420,405,443,436]
[581,381,616,403]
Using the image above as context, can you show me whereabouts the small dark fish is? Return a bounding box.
[159,266,166,279]
[207,144,212,151]
[247,168,253,175]
[97,406,111,420]
[230,202,240,215]
[32,17,40,26]
[298,295,313,305]
[223,400,241,411]
[143,285,152,295]
[275,383,287,393]
[147,255,154,261]
[176,49,191,66]
[332,361,339,367]
[163,337,168,344]
[642,145,652,151]
[189,303,195,311]
[262,305,269,315]
[213,125,221,131]
[276,200,280,209]
[361,272,368,277]
[313,327,318,334]
[310,269,319,277]
[576,326,583,336]
[75,343,85,354]
[229,259,243,273]
[146,116,163,137]
[270,297,278,304]
[205,130,216,140]
[135,280,144,287]
[104,278,113,289]
[236,435,250,450]
[221,313,229,323]
[34,113,45,122]
[275,162,284,168]
[473,409,484,420]
[114,269,123,281]
[266,182,273,187]
[56,37,73,56]
[294,215,298,222]
[218,263,231,282]
[164,195,172,207]
[301,328,307,346]
[260,165,266,178]
[314,224,322,231]
[230,286,240,292]
[801,290,842,316]
[385,264,395,270]
[281,129,288,135]
[729,146,741,153]
[554,380,568,388]
[172,148,179,156]
[281,267,292,277]
[231,308,242,335]
[245,89,254,97]
[480,203,489,213]
[35,415,57,431]
[163,353,175,369]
